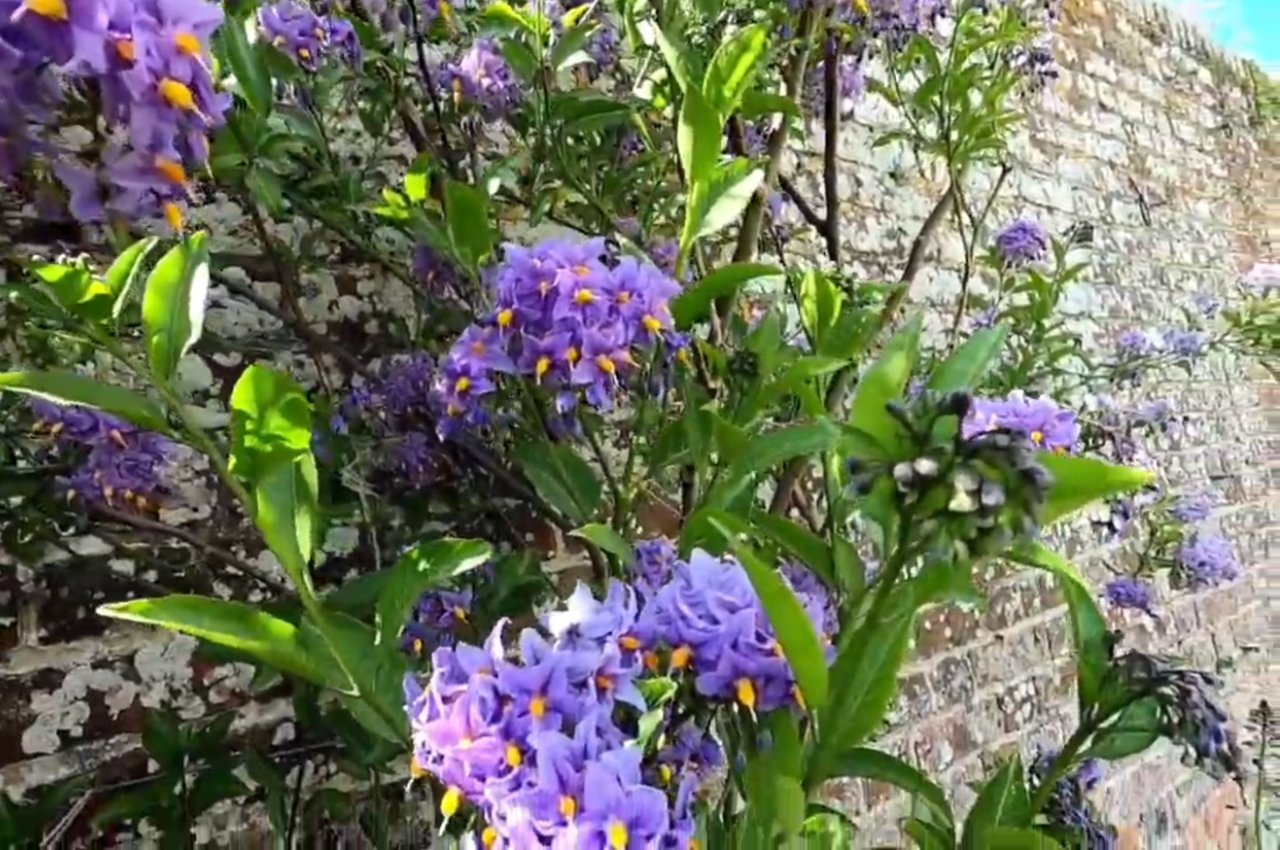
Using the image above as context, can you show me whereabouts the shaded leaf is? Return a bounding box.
[375,538,491,646]
[961,755,1032,849]
[512,441,602,525]
[927,324,1009,391]
[0,371,169,432]
[670,262,779,329]
[142,232,211,383]
[848,318,921,455]
[571,523,635,563]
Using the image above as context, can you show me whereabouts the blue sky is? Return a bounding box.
[1158,0,1280,72]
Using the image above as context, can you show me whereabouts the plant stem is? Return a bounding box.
[583,421,623,526]
[1028,720,1097,815]
[821,36,842,264]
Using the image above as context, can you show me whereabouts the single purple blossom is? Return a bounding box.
[1103,576,1156,617]
[994,218,1050,266]
[963,391,1079,453]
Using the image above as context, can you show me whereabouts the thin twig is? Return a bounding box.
[406,0,459,177]
[777,173,827,233]
[947,162,1011,350]
[821,36,842,263]
[92,505,291,595]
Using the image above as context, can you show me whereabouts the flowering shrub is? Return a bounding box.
[0,0,1269,845]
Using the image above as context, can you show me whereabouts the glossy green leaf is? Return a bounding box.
[670,262,780,329]
[1037,453,1154,526]
[712,523,829,713]
[677,85,721,188]
[1085,696,1162,760]
[31,262,114,320]
[690,159,764,241]
[739,90,800,120]
[229,365,312,480]
[104,236,158,317]
[774,776,807,837]
[748,512,835,588]
[302,612,408,742]
[982,827,1063,849]
[847,318,921,455]
[253,449,320,595]
[219,18,273,115]
[709,419,843,507]
[702,23,770,119]
[0,371,169,433]
[98,595,330,687]
[927,324,1009,391]
[571,523,634,563]
[141,710,183,769]
[817,748,953,837]
[1007,541,1109,713]
[375,538,491,646]
[961,755,1032,849]
[444,181,495,270]
[142,232,210,383]
[652,23,697,93]
[512,441,603,525]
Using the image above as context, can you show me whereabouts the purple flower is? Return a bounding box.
[804,47,865,117]
[388,431,441,487]
[1116,330,1149,356]
[1243,262,1279,298]
[1162,328,1207,359]
[1175,534,1240,588]
[971,305,998,329]
[994,218,1050,266]
[1170,493,1214,524]
[440,37,520,118]
[628,537,677,600]
[1009,40,1059,91]
[1192,292,1220,317]
[543,580,637,651]
[574,750,670,849]
[647,238,679,277]
[963,391,1079,453]
[1103,577,1156,616]
[780,562,836,638]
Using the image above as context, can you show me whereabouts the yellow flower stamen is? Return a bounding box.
[594,354,616,375]
[158,78,198,112]
[670,645,692,670]
[529,694,547,718]
[411,638,423,655]
[616,291,631,304]
[559,795,577,819]
[642,314,662,333]
[154,155,186,184]
[535,356,551,380]
[452,606,468,622]
[643,651,659,672]
[297,47,312,60]
[658,764,673,785]
[505,743,522,768]
[114,38,136,62]
[410,756,429,778]
[482,826,498,848]
[23,0,67,20]
[735,678,756,710]
[109,429,128,449]
[574,287,595,305]
[566,346,580,364]
[573,265,590,276]
[595,674,613,691]
[173,31,201,55]
[793,684,806,710]
[455,376,471,393]
[1030,430,1045,445]
[163,202,184,233]
[470,340,486,354]
[619,635,640,651]
[497,308,514,328]
[607,820,628,849]
[440,786,462,817]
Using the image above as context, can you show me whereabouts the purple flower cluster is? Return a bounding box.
[993,218,1050,266]
[438,36,520,118]
[1008,39,1059,91]
[1175,534,1240,589]
[30,399,171,511]
[1102,576,1156,617]
[258,1,360,72]
[402,587,473,657]
[434,237,686,437]
[852,0,947,51]
[1030,753,1115,849]
[962,390,1079,453]
[1162,328,1207,359]
[803,48,866,118]
[1169,492,1214,524]
[1,0,230,228]
[1242,262,1279,298]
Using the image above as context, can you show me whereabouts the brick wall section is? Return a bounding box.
[1,0,1276,845]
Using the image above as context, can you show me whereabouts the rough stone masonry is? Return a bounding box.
[0,0,1276,846]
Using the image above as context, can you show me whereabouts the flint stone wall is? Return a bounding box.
[0,0,1276,845]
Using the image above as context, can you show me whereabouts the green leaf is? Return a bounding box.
[142,232,211,383]
[31,262,115,320]
[104,236,159,317]
[219,18,274,115]
[404,153,433,203]
[443,181,495,270]
[739,90,800,120]
[550,18,598,71]
[189,768,249,816]
[142,710,184,770]
[229,364,312,479]
[375,538,491,646]
[774,776,807,837]
[97,595,330,687]
[303,612,408,743]
[961,755,1032,849]
[982,827,1063,849]
[927,324,1009,391]
[482,0,538,34]
[711,524,829,713]
[1037,453,1154,526]
[1006,541,1108,713]
[1085,696,1163,760]
[677,85,721,188]
[847,318,921,456]
[253,449,320,594]
[689,159,764,242]
[0,371,169,433]
[798,270,846,355]
[512,441,603,525]
[709,419,843,507]
[702,23,770,119]
[748,512,835,588]
[571,523,635,563]
[652,23,697,93]
[818,748,953,837]
[670,262,780,329]
[323,570,394,618]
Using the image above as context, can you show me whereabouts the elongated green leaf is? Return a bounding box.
[748,512,835,588]
[142,232,210,383]
[798,270,846,355]
[550,18,598,71]
[677,85,721,188]
[444,181,495,270]
[712,522,829,713]
[982,827,1063,849]
[706,419,843,508]
[0,371,169,432]
[670,262,780,329]
[104,236,158,317]
[848,318,921,455]
[229,365,311,481]
[961,756,1032,849]
[32,263,114,321]
[375,538,491,646]
[571,524,634,563]
[219,18,273,116]
[98,596,330,686]
[818,748,953,836]
[1007,541,1108,713]
[302,612,408,742]
[1037,453,1154,526]
[927,324,1009,391]
[512,441,602,525]
[691,160,764,241]
[1084,696,1162,760]
[652,24,697,93]
[253,450,320,595]
[702,23,770,118]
